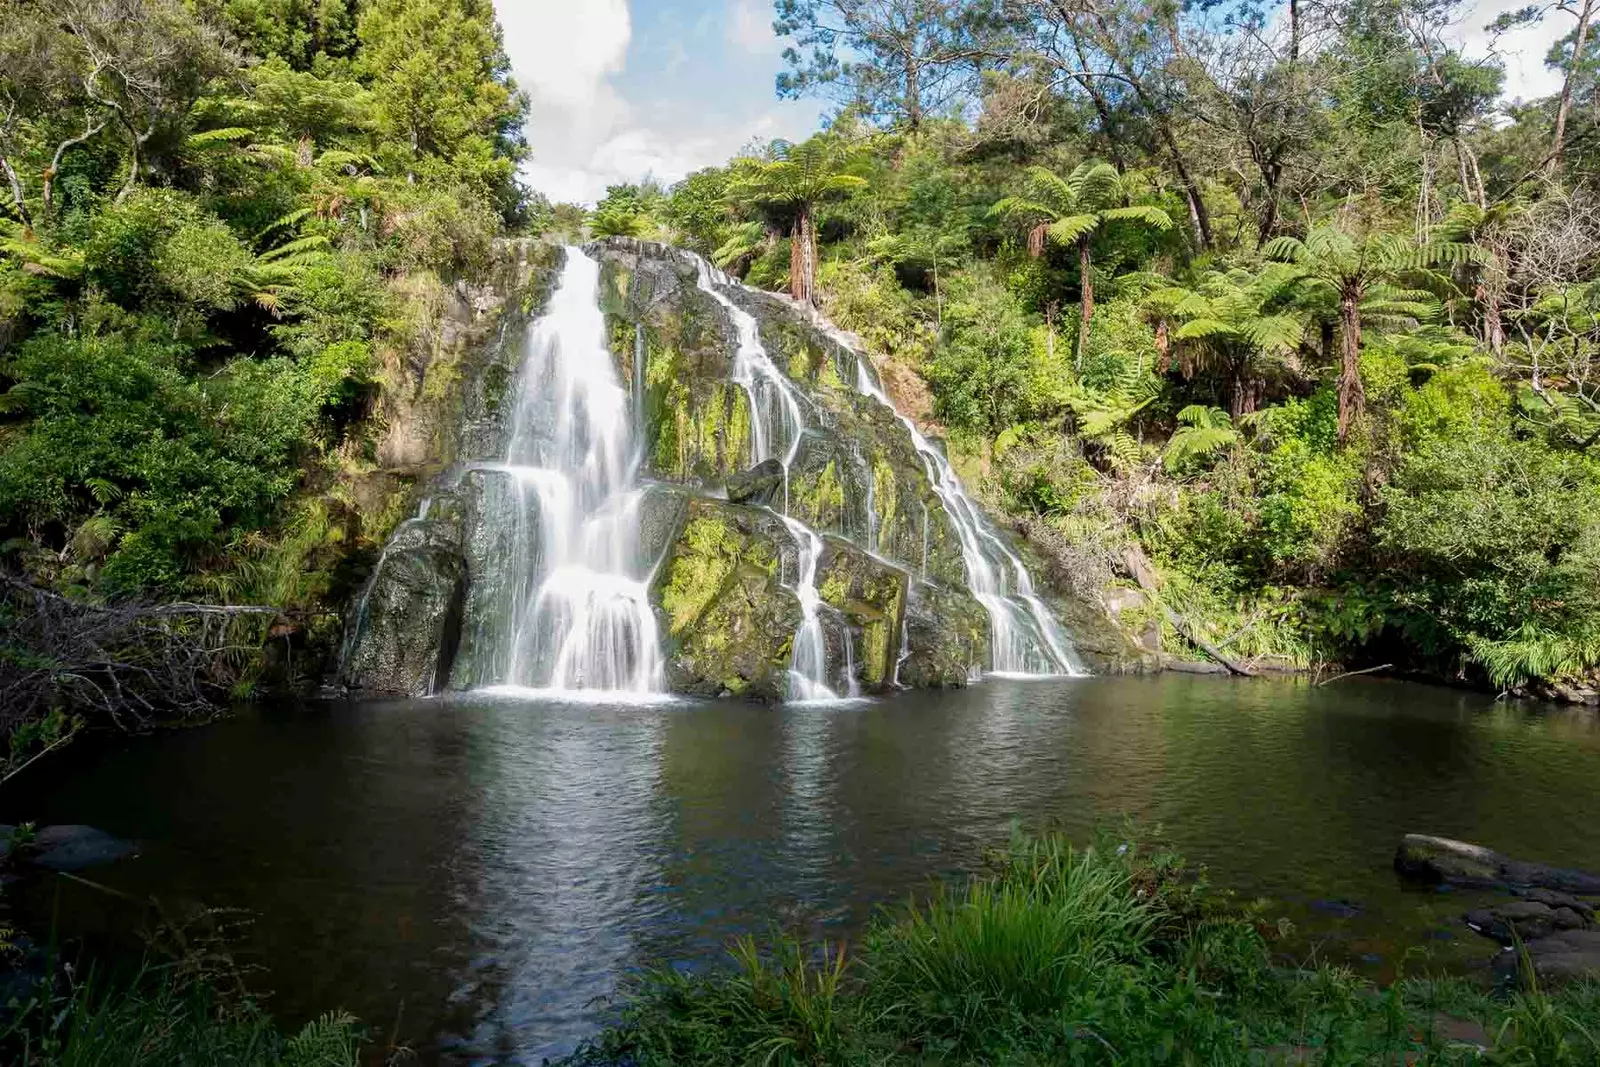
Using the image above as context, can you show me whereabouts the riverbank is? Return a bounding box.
[563,832,1600,1066]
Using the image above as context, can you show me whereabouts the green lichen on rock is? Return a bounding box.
[900,580,988,688]
[652,499,801,699]
[597,251,755,484]
[816,538,907,691]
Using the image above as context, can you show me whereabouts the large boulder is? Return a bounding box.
[651,499,802,700]
[816,537,909,692]
[1396,834,1600,894]
[338,518,466,695]
[28,825,137,871]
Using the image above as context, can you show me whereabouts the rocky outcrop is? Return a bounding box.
[651,499,802,699]
[1395,834,1600,894]
[726,459,785,507]
[336,244,566,695]
[342,237,1109,698]
[338,518,466,695]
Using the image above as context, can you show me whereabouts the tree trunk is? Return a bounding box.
[905,53,922,133]
[790,207,817,306]
[1,155,29,227]
[1289,0,1300,60]
[1155,318,1171,372]
[1076,235,1093,367]
[1552,0,1596,170]
[1337,288,1365,445]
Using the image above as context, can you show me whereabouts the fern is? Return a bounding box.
[281,1010,361,1067]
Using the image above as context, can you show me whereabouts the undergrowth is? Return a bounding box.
[564,832,1600,1066]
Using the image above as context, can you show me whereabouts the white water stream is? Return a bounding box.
[477,248,666,698]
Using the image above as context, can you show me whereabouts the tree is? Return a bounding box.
[1266,225,1467,444]
[991,161,1171,364]
[725,136,867,305]
[774,0,1003,131]
[1163,405,1241,474]
[356,0,526,193]
[1143,266,1308,416]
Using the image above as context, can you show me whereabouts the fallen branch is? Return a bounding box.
[1316,663,1393,687]
[1122,547,1255,677]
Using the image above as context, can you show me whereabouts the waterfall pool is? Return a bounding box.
[6,676,1599,1061]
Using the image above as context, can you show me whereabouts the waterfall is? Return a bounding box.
[476,248,665,698]
[693,262,850,701]
[848,360,1083,676]
[777,515,840,702]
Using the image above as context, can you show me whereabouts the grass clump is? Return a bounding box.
[566,831,1600,1066]
[0,963,362,1067]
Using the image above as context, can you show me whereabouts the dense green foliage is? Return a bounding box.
[1,963,361,1066]
[566,832,1600,1065]
[608,0,1600,693]
[0,0,526,605]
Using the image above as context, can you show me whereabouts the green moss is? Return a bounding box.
[796,460,845,531]
[873,455,899,544]
[863,618,890,685]
[661,515,740,635]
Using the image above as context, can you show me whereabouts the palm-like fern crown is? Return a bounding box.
[1146,266,1307,358]
[990,161,1172,249]
[725,136,867,209]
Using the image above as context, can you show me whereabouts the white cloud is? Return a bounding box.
[727,0,774,53]
[1454,0,1566,102]
[495,0,814,204]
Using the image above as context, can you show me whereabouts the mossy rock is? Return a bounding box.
[899,580,988,688]
[816,537,908,692]
[651,499,801,700]
[596,246,752,484]
[338,518,466,696]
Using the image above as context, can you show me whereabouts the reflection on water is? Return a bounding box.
[6,676,1600,1062]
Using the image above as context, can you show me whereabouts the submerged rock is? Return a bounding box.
[652,499,802,700]
[1395,834,1600,894]
[338,518,466,696]
[726,459,785,507]
[28,825,136,871]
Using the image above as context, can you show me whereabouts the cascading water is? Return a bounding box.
[476,248,665,697]
[693,261,848,701]
[848,359,1084,677]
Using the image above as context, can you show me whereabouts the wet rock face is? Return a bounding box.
[651,499,802,700]
[338,519,466,696]
[596,244,751,484]
[900,581,989,687]
[726,459,785,507]
[815,537,908,692]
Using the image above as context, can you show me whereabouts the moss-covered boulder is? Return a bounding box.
[651,499,801,699]
[595,242,752,483]
[899,580,989,688]
[816,538,908,692]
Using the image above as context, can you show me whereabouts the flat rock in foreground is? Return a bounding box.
[1395,834,1600,894]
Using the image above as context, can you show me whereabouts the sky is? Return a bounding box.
[494,0,1573,207]
[492,0,822,205]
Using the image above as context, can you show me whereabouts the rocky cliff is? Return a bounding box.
[339,238,1135,699]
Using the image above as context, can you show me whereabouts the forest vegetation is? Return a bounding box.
[593,0,1600,703]
[0,0,532,763]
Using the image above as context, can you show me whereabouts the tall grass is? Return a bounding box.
[565,832,1600,1066]
[0,963,362,1067]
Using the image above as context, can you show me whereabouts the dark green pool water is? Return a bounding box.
[6,676,1599,1062]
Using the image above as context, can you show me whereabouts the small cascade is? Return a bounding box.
[849,361,1084,677]
[693,259,806,470]
[477,248,665,697]
[777,515,839,701]
[695,262,854,701]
